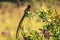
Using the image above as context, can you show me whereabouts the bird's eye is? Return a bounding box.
[28,5,30,8]
[27,5,30,9]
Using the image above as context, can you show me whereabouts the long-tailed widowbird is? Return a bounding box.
[16,5,30,39]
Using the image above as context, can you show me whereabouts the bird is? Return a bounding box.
[16,5,30,39]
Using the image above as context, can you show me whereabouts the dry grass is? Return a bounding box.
[0,2,28,40]
[0,2,60,40]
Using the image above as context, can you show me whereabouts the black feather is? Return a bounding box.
[16,5,30,39]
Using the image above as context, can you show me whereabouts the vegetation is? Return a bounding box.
[0,0,60,40]
[18,9,60,40]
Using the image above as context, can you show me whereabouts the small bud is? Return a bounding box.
[40,29,45,34]
[2,31,9,37]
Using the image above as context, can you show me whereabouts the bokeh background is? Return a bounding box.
[0,0,60,40]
